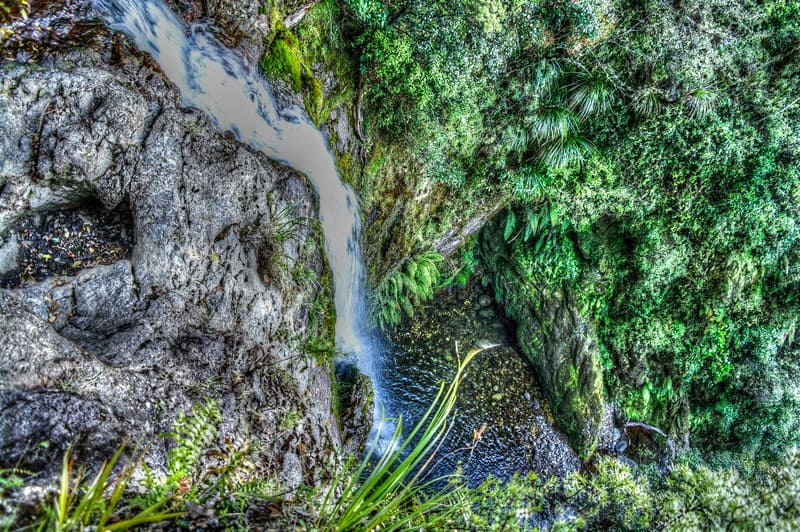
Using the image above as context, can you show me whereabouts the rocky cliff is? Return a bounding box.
[0,0,343,493]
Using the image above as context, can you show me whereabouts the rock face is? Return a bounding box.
[0,20,340,489]
[481,217,606,458]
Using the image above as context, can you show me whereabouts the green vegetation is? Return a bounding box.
[5,400,281,530]
[371,250,443,329]
[465,450,800,530]
[40,443,182,531]
[6,365,800,530]
[260,0,800,526]
[13,0,798,528]
[331,0,800,461]
[317,341,495,530]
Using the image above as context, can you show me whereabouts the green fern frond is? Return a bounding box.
[399,296,414,318]
[503,209,517,241]
[165,400,222,481]
[417,263,433,288]
[406,260,418,278]
[401,272,420,298]
[418,250,444,264]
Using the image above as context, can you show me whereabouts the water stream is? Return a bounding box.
[92,0,575,483]
[93,0,384,386]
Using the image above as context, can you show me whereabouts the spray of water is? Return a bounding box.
[92,0,389,419]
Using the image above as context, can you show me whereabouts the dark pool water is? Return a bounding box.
[383,284,580,487]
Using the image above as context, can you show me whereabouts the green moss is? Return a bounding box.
[303,75,325,125]
[261,32,303,92]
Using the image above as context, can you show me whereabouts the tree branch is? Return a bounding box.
[283,0,320,30]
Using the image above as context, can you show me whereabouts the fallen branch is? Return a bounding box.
[283,0,320,30]
[625,421,668,439]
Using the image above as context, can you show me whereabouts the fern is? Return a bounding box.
[166,400,222,478]
[372,251,444,330]
[141,400,222,506]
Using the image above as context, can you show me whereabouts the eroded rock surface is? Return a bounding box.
[0,22,340,490]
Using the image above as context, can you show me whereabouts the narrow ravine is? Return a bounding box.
[91,0,568,480]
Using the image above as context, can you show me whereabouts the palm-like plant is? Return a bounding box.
[684,88,716,118]
[633,87,663,117]
[568,72,616,118]
[526,58,564,99]
[537,134,596,169]
[528,106,577,143]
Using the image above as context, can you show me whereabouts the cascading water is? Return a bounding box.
[92,0,387,424]
[90,0,578,485]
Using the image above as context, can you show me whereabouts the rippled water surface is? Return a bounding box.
[385,285,580,486]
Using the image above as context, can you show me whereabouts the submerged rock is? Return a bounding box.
[387,283,581,484]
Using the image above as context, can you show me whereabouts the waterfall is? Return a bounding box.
[93,0,384,401]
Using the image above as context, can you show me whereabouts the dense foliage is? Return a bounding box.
[8,380,800,531]
[340,0,800,460]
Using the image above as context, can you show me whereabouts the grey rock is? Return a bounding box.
[0,234,19,275]
[0,40,341,491]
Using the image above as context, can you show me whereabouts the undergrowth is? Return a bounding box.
[371,250,443,330]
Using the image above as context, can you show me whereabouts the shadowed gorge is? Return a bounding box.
[1,0,800,529]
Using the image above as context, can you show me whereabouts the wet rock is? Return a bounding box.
[482,218,605,458]
[203,0,270,60]
[336,363,374,455]
[0,40,340,489]
[281,450,304,497]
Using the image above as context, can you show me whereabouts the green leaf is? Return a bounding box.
[503,210,517,241]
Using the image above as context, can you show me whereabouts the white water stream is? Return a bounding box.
[93,0,384,403]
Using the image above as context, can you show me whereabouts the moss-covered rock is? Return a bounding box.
[481,215,604,458]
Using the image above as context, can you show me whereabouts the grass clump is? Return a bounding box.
[317,341,497,530]
[40,443,183,531]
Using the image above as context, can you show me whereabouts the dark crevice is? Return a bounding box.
[0,198,135,288]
